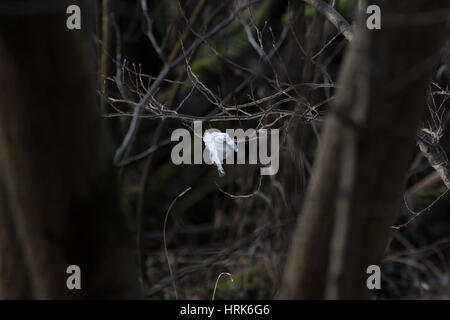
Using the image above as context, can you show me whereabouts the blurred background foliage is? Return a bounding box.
[98,0,449,299]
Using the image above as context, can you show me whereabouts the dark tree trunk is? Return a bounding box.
[0,1,139,298]
[279,0,448,299]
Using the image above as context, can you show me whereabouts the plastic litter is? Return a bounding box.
[203,131,238,176]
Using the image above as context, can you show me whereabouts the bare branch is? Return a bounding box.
[114,0,261,164]
[140,0,167,64]
[302,0,354,42]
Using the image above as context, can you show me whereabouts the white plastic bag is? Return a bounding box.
[203,131,238,176]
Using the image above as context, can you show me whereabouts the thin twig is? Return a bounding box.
[302,0,354,42]
[215,175,263,199]
[392,189,449,229]
[163,187,192,299]
[140,0,167,63]
[211,272,233,300]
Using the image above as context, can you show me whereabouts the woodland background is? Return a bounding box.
[0,0,449,299]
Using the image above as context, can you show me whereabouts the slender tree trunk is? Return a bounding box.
[100,0,111,114]
[279,0,448,299]
[0,2,139,298]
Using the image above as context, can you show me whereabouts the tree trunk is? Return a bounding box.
[0,1,139,298]
[279,0,448,299]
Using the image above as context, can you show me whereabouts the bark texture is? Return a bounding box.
[279,0,449,299]
[0,1,139,299]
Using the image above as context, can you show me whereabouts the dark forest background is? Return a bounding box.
[0,0,449,299]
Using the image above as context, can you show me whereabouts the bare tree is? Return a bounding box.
[279,0,449,299]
